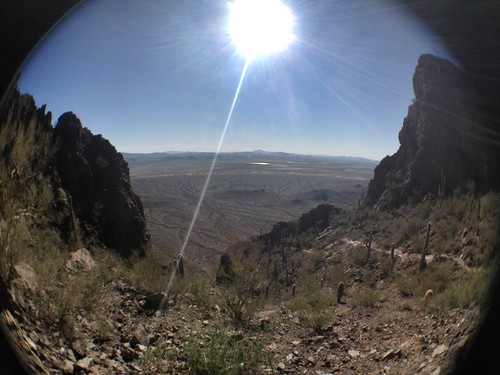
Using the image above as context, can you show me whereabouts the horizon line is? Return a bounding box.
[120,149,380,162]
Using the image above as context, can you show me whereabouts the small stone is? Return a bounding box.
[25,336,37,351]
[381,349,395,360]
[67,349,78,362]
[72,340,87,358]
[292,340,300,346]
[307,356,316,364]
[130,323,149,347]
[56,359,74,374]
[432,344,448,357]
[76,357,92,371]
[121,347,138,362]
[277,362,286,370]
[348,350,360,358]
[329,340,340,349]
[202,320,209,326]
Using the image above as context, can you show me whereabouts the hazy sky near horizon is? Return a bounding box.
[18,0,454,160]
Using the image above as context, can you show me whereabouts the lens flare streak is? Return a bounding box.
[159,60,250,309]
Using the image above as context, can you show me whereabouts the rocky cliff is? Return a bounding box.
[365,54,499,209]
[0,89,149,257]
[53,112,149,257]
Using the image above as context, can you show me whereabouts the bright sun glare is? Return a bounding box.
[228,0,295,60]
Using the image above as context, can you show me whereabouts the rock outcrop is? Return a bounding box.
[262,204,341,248]
[365,54,499,209]
[53,112,149,257]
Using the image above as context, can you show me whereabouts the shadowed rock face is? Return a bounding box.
[262,204,341,248]
[54,112,149,257]
[366,54,499,209]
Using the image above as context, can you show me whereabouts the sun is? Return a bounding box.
[228,0,295,60]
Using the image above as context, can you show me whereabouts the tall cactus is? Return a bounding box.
[419,222,432,270]
[365,231,373,262]
[390,243,396,273]
[337,282,345,304]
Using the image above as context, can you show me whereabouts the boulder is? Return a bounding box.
[130,323,149,347]
[142,292,168,311]
[12,263,37,293]
[66,248,95,273]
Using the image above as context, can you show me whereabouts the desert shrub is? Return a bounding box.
[417,199,433,220]
[186,274,218,308]
[134,340,176,373]
[288,278,336,330]
[481,192,500,219]
[94,316,115,341]
[351,288,379,308]
[394,258,496,312]
[395,263,452,300]
[34,246,118,322]
[426,267,495,312]
[220,275,260,328]
[351,244,368,267]
[123,247,174,294]
[380,255,394,278]
[183,328,268,375]
[0,217,25,282]
[399,300,413,311]
[394,216,421,245]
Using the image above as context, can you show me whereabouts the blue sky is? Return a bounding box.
[18,0,454,160]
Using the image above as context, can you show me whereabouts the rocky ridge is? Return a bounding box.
[54,112,149,257]
[0,90,149,258]
[366,54,499,209]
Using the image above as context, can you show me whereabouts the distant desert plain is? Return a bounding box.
[125,151,378,269]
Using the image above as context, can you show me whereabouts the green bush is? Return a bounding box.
[184,328,268,375]
[351,289,379,308]
[288,286,336,329]
[426,267,495,312]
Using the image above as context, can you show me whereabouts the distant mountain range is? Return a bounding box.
[122,150,378,165]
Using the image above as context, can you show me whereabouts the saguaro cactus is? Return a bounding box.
[365,231,373,262]
[390,243,396,273]
[337,281,345,304]
[176,254,184,277]
[419,222,432,270]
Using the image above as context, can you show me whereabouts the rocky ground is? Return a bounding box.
[1,226,483,375]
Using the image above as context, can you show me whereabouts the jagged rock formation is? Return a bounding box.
[366,54,499,209]
[0,89,149,257]
[53,112,149,257]
[261,204,341,248]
